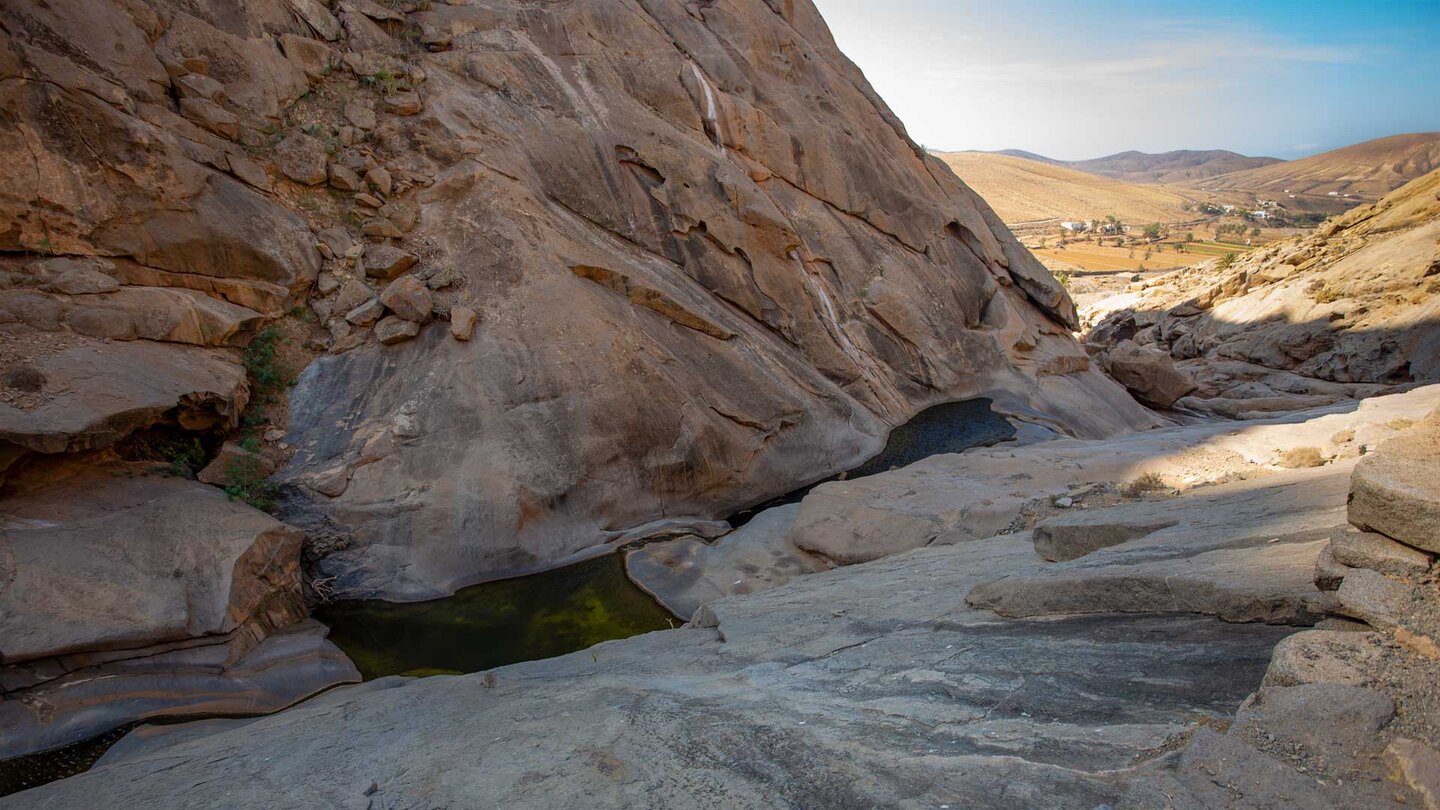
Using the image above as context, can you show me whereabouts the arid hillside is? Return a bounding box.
[935,151,1197,225]
[1085,167,1440,417]
[1191,132,1440,200]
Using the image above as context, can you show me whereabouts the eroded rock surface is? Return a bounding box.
[788,385,1439,567]
[2,532,1297,809]
[258,0,1158,600]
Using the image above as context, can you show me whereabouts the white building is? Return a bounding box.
[1060,221,1087,232]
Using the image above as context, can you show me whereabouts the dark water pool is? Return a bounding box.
[314,552,676,680]
[729,397,1016,524]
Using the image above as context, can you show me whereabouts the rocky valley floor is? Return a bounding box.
[10,386,1439,809]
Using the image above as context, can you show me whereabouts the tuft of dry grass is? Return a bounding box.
[1120,472,1169,497]
[1275,447,1326,469]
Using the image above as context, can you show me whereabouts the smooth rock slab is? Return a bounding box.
[1332,528,1434,578]
[624,504,826,619]
[1,533,1297,809]
[0,464,303,663]
[0,341,248,454]
[967,540,1334,625]
[0,620,358,760]
[1032,514,1178,562]
[1349,415,1440,553]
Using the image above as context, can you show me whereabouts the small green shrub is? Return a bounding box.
[360,69,404,95]
[243,325,293,406]
[223,453,281,512]
[1312,284,1341,304]
[128,432,209,477]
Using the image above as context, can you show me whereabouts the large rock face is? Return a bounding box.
[267,0,1154,600]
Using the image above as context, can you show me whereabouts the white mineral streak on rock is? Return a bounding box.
[688,61,722,148]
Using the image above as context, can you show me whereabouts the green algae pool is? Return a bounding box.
[314,552,677,680]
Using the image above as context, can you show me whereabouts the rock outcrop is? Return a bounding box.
[3,0,1156,609]
[0,464,359,759]
[243,0,1157,601]
[1084,169,1440,417]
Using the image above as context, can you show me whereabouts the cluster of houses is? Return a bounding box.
[1059,220,1124,234]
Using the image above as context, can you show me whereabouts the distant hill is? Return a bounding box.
[1189,133,1440,200]
[934,151,1196,225]
[1069,150,1282,184]
[992,149,1065,166]
[984,148,1281,184]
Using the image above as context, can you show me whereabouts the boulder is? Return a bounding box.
[384,91,422,115]
[317,227,357,259]
[1335,568,1417,629]
[173,72,225,103]
[328,162,363,192]
[287,0,342,40]
[0,464,304,664]
[1231,683,1395,763]
[197,441,277,487]
[1102,339,1196,408]
[379,275,433,322]
[1032,515,1177,562]
[1349,417,1440,553]
[1162,729,1333,809]
[375,315,419,344]
[279,33,334,81]
[331,277,376,313]
[1264,630,1387,687]
[0,342,247,454]
[63,287,265,346]
[1331,527,1434,578]
[966,540,1334,625]
[29,257,120,295]
[362,244,418,279]
[363,165,393,196]
[790,491,949,565]
[449,305,477,340]
[343,99,377,129]
[625,505,826,620]
[274,133,328,185]
[178,97,239,139]
[1387,739,1440,810]
[346,297,385,326]
[362,217,404,238]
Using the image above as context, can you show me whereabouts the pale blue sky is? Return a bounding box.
[812,0,1440,160]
